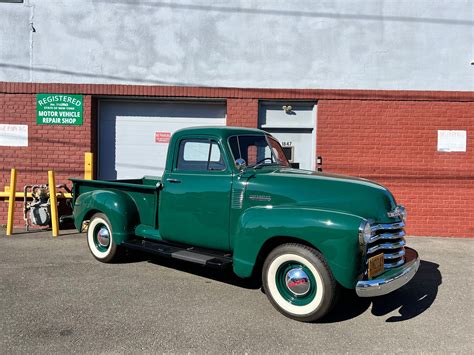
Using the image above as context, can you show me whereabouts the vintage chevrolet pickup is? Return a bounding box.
[71,126,419,322]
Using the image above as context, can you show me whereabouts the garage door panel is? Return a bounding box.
[114,117,227,144]
[98,101,226,180]
[101,102,226,119]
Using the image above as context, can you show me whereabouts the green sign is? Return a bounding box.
[36,94,83,125]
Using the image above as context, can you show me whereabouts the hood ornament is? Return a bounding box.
[387,205,407,222]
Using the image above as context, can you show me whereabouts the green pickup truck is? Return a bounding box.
[71,126,419,322]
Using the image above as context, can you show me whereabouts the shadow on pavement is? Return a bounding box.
[2,228,80,236]
[120,250,442,322]
[123,249,262,290]
[371,260,442,322]
[322,260,442,323]
[320,287,371,323]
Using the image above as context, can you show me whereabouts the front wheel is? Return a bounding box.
[87,213,121,263]
[262,243,337,322]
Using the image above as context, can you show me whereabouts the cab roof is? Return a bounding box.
[172,126,267,140]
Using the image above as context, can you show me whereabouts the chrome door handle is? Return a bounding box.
[166,178,181,183]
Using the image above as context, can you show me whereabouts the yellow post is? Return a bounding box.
[84,152,93,180]
[48,170,59,237]
[6,168,17,236]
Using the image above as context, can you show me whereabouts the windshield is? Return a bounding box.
[228,135,290,168]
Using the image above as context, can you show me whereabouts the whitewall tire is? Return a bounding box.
[87,213,120,263]
[262,243,337,322]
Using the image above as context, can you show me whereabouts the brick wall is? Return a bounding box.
[227,99,258,127]
[1,82,473,236]
[317,100,474,237]
[0,93,93,229]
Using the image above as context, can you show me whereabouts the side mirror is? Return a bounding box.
[235,158,247,171]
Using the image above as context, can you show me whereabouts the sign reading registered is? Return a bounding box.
[36,94,83,125]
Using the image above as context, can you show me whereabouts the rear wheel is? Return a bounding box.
[87,213,121,263]
[262,243,337,322]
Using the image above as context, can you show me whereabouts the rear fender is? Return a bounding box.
[232,206,363,289]
[73,190,140,244]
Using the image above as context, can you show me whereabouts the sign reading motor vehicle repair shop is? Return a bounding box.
[36,94,83,125]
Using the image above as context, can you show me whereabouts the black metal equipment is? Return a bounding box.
[23,184,73,231]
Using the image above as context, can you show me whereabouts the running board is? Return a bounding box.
[121,239,233,269]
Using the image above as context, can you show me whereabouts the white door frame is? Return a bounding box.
[258,100,317,170]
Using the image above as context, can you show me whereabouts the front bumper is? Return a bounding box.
[356,247,420,297]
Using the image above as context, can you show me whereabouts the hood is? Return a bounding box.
[243,167,398,223]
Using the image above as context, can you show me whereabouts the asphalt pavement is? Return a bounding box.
[0,229,473,354]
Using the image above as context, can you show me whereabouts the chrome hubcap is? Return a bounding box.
[97,227,110,247]
[285,268,311,296]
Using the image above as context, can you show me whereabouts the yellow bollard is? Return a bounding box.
[6,168,17,236]
[48,170,59,237]
[84,152,93,180]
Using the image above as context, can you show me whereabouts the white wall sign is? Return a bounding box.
[437,130,467,152]
[0,124,28,147]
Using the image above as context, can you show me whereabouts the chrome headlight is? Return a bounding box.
[400,206,407,223]
[358,220,372,247]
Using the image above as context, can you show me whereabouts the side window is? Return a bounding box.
[208,142,225,170]
[176,139,226,171]
[182,141,209,162]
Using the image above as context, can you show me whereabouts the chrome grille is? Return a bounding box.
[367,221,406,269]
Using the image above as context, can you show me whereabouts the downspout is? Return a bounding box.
[26,0,36,82]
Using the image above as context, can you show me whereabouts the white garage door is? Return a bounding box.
[98,100,226,179]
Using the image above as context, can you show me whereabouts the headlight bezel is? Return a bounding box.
[358,220,373,247]
[399,206,407,223]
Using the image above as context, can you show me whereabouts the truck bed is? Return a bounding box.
[70,176,161,229]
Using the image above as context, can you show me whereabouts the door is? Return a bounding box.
[159,138,232,251]
[98,100,226,179]
[259,102,316,170]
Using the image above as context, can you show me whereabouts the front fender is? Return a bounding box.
[73,190,140,244]
[232,206,363,289]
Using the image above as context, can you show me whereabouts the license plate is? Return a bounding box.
[368,253,384,279]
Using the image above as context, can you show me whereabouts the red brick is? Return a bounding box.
[317,100,474,237]
[1,84,473,237]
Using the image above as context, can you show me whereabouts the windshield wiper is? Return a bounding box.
[250,162,280,169]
